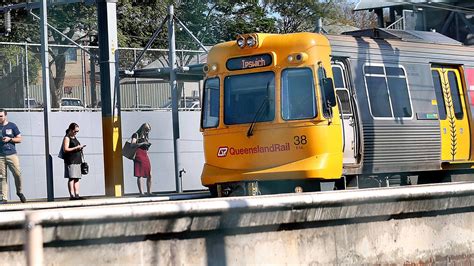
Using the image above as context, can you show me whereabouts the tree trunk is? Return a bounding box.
[50,51,67,108]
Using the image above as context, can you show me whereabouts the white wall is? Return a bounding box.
[5,111,205,200]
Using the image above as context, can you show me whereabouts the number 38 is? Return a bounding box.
[294,135,307,145]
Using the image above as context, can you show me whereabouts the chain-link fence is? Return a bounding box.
[0,42,206,111]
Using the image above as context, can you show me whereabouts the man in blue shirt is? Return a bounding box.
[0,109,26,203]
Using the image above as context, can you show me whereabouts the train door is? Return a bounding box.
[332,61,357,164]
[431,66,470,161]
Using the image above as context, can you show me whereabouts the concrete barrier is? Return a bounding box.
[0,183,473,265]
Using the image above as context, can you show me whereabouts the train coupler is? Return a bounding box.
[217,181,261,197]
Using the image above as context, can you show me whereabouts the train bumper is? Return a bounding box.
[201,152,342,186]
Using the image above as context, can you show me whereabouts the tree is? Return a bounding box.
[332,0,377,30]
[265,0,338,33]
[0,3,96,108]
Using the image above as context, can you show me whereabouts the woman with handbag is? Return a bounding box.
[63,123,86,200]
[131,123,152,196]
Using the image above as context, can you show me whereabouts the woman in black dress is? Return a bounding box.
[63,123,86,200]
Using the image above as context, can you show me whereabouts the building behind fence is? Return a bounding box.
[0,42,205,110]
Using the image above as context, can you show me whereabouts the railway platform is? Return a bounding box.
[0,182,473,265]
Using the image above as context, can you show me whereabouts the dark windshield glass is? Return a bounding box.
[224,72,275,125]
[202,78,220,128]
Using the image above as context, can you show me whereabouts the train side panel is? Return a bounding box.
[328,35,474,175]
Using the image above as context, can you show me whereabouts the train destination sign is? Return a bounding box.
[226,54,272,71]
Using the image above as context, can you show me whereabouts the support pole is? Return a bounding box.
[90,46,97,107]
[25,44,30,109]
[134,49,139,109]
[40,0,54,201]
[81,49,87,107]
[25,212,43,266]
[97,0,124,197]
[168,5,182,193]
[375,8,384,28]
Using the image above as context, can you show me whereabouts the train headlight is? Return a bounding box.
[236,34,259,48]
[203,64,218,73]
[237,36,245,48]
[288,53,308,64]
[246,36,256,47]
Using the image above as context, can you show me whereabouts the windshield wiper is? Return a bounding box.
[247,96,269,137]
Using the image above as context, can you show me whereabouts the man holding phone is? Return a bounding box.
[0,109,26,203]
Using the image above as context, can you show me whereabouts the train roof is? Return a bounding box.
[327,29,474,67]
[207,32,330,62]
[342,28,462,46]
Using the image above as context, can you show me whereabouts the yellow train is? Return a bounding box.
[200,29,474,196]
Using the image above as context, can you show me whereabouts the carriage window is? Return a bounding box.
[202,78,220,128]
[364,66,384,75]
[224,72,275,125]
[336,89,352,115]
[332,65,345,88]
[366,75,391,117]
[468,80,474,117]
[281,68,316,120]
[447,71,464,119]
[431,70,447,120]
[332,63,352,116]
[364,65,412,118]
[387,76,412,117]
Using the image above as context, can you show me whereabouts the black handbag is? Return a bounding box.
[81,151,89,175]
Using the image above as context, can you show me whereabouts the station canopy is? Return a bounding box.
[355,0,459,11]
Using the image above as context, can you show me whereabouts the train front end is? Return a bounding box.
[200,33,343,196]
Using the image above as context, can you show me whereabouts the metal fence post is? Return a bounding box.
[25,212,43,266]
[168,5,183,193]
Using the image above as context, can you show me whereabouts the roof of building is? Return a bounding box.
[354,0,460,11]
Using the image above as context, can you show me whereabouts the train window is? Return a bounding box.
[366,75,392,117]
[468,85,474,117]
[281,68,317,120]
[385,67,405,76]
[364,65,412,119]
[431,70,447,120]
[447,71,464,119]
[387,76,412,117]
[202,78,220,128]
[332,65,345,88]
[364,66,384,75]
[336,89,352,115]
[224,71,275,125]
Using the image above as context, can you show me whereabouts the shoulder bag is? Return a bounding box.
[58,141,65,159]
[81,151,89,175]
[122,138,138,160]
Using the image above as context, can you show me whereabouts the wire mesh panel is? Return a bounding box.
[0,43,205,111]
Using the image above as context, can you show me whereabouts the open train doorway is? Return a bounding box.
[332,60,358,165]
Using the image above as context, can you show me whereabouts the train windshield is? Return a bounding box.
[224,72,275,125]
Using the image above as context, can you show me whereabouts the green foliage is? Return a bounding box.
[0,3,97,108]
[266,0,338,33]
[207,0,277,42]
[117,0,169,48]
[0,0,369,107]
